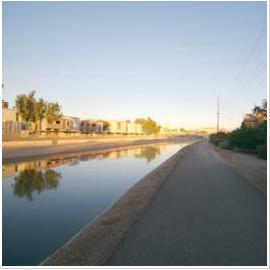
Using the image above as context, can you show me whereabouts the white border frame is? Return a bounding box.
[1,0,269,269]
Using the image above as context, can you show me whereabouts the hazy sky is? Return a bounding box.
[3,1,267,130]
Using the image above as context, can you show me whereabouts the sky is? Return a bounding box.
[2,1,267,130]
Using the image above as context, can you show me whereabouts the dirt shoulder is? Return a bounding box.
[210,143,267,197]
[2,135,197,164]
[41,142,196,266]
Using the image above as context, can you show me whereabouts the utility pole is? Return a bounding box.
[216,96,220,133]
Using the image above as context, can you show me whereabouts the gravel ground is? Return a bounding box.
[210,143,267,197]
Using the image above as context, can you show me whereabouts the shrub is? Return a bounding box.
[209,132,229,145]
[218,140,230,149]
[228,125,266,151]
[256,144,267,159]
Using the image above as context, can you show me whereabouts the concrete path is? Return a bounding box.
[105,142,267,266]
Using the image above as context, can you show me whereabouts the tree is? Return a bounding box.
[15,91,37,132]
[135,117,160,134]
[15,91,62,134]
[46,102,61,122]
[252,99,267,123]
[35,98,47,133]
[210,99,267,159]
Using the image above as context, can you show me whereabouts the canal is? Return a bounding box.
[3,141,192,266]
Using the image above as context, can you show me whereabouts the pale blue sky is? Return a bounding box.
[3,1,267,130]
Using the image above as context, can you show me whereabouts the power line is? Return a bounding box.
[239,57,266,85]
[234,23,266,83]
[237,45,266,83]
[230,22,267,97]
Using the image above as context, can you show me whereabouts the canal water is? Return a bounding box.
[3,141,191,266]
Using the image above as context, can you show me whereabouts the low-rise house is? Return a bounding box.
[108,120,120,134]
[61,116,74,132]
[41,115,81,134]
[119,121,128,133]
[108,120,142,134]
[127,122,136,134]
[41,117,62,133]
[71,117,81,132]
[80,119,104,133]
[127,122,143,134]
[2,100,28,136]
[135,123,143,134]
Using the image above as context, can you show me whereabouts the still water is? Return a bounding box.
[3,142,190,265]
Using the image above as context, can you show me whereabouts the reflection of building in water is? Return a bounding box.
[106,151,120,159]
[3,160,48,178]
[126,148,142,156]
[3,143,172,178]
[2,164,17,178]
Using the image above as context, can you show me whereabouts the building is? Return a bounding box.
[40,115,81,134]
[127,122,136,134]
[108,120,125,134]
[80,119,104,133]
[2,100,28,136]
[71,117,81,132]
[242,114,258,128]
[61,116,73,132]
[41,117,62,133]
[108,120,142,134]
[107,121,118,134]
[135,123,142,134]
[119,121,128,133]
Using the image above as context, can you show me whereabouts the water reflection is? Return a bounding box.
[2,144,169,178]
[3,141,188,266]
[134,146,160,163]
[13,169,62,201]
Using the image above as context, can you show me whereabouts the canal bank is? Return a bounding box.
[41,142,196,266]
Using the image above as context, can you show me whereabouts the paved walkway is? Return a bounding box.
[105,142,267,266]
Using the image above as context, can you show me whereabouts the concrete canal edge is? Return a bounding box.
[41,142,198,266]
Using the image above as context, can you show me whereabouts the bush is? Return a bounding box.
[209,132,229,145]
[228,125,266,151]
[209,122,267,159]
[256,144,267,159]
[218,140,231,149]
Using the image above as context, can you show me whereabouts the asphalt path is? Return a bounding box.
[105,141,267,266]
